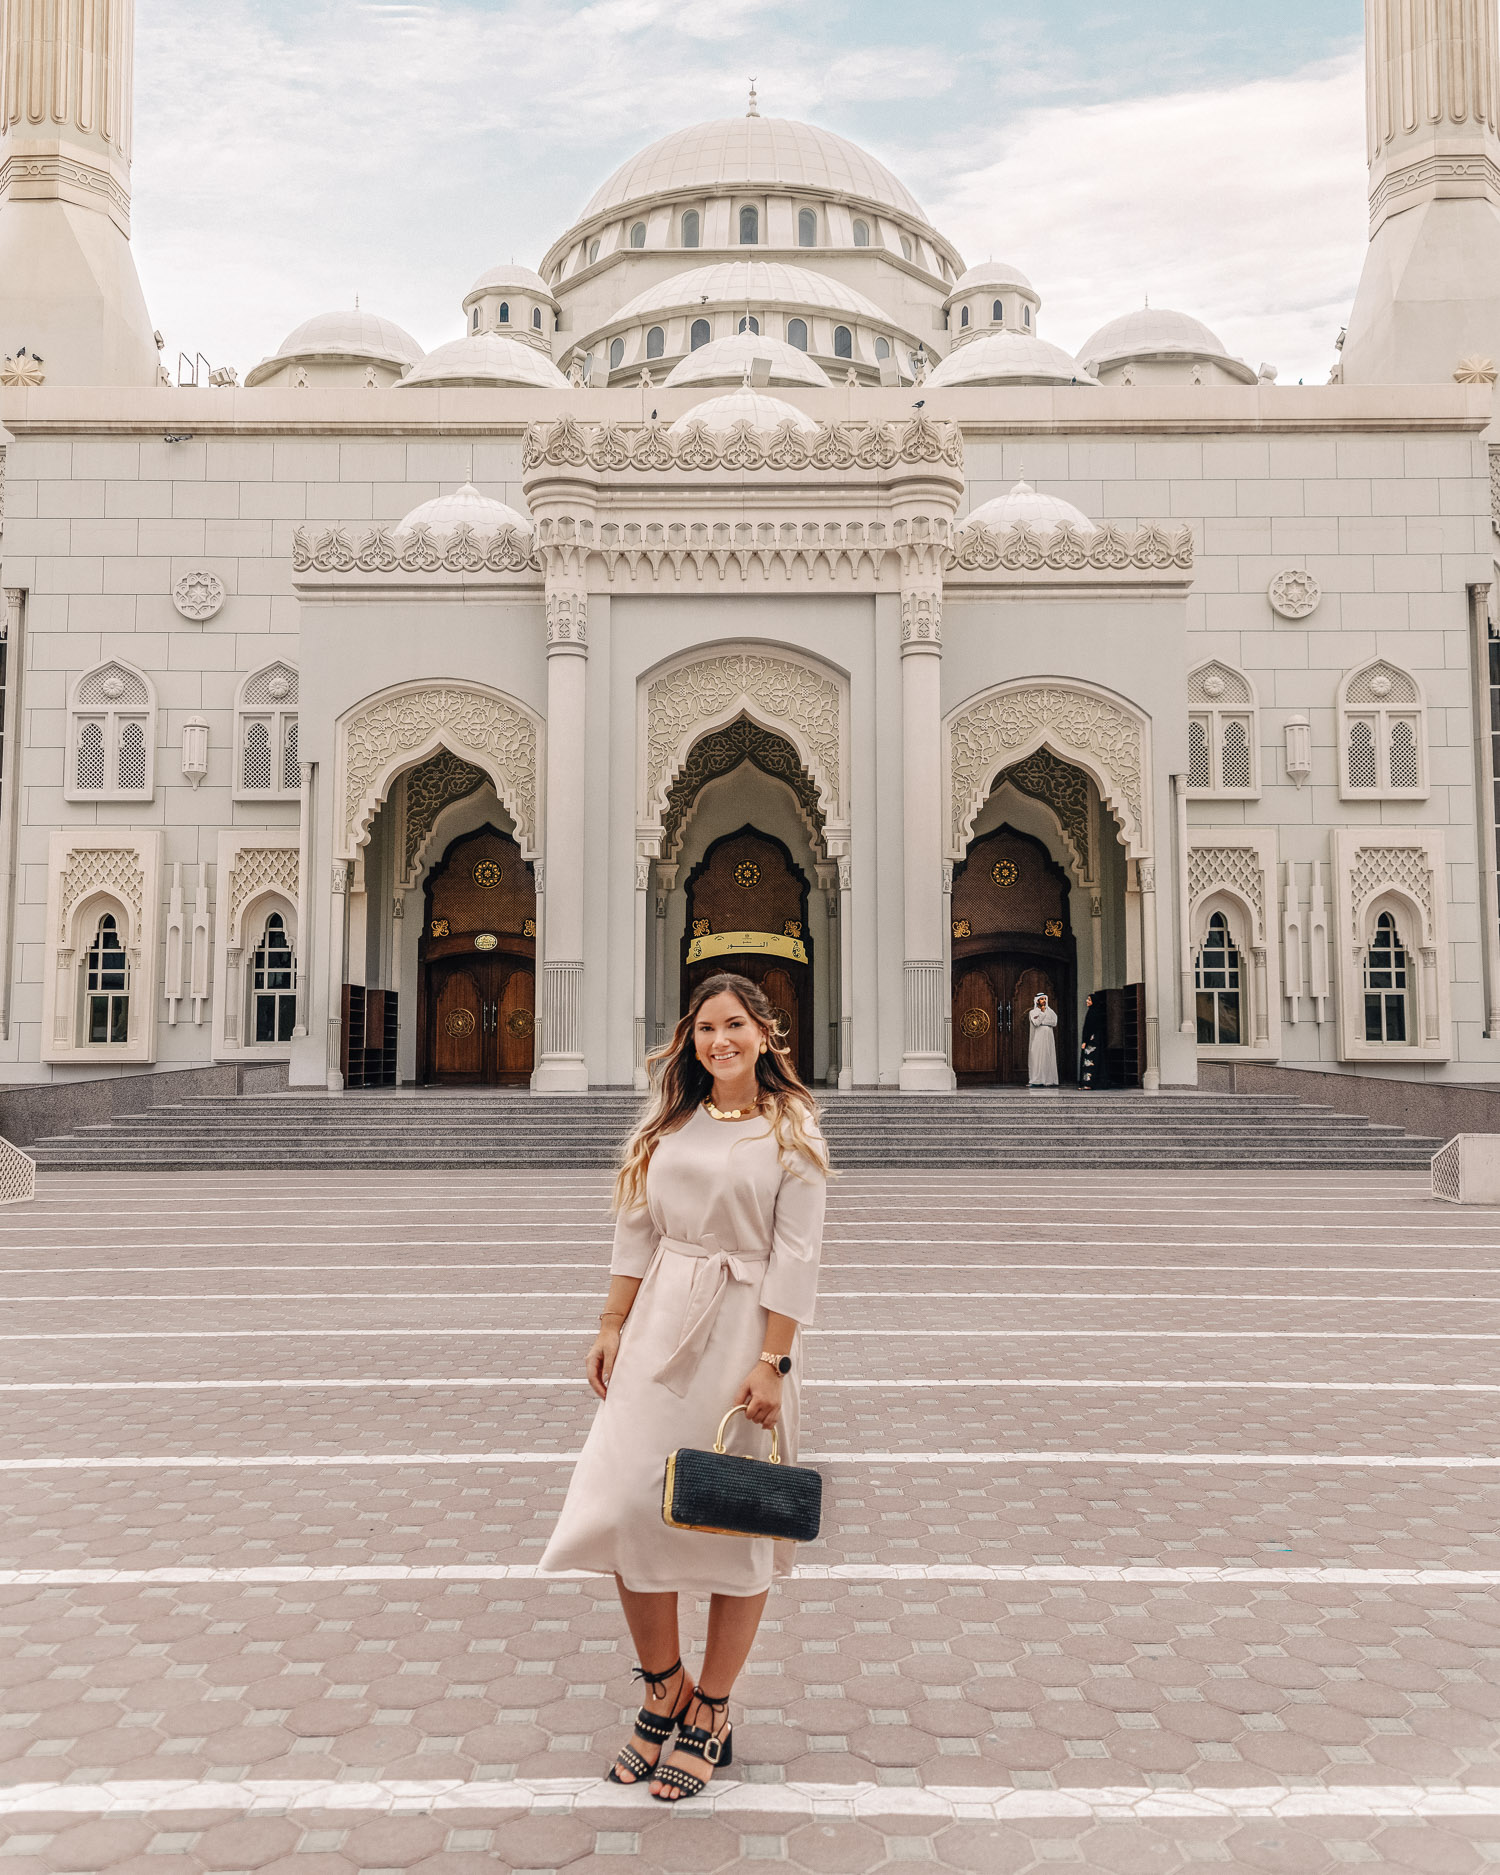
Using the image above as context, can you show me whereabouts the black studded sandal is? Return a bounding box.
[606,1659,693,1785]
[651,1690,732,1801]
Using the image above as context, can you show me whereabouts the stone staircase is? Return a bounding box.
[29,1088,1441,1171]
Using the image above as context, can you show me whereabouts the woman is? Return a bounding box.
[1079,992,1104,1089]
[1028,991,1059,1088]
[541,971,828,1801]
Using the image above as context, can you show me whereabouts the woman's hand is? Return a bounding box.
[737,1362,784,1430]
[586,1326,621,1401]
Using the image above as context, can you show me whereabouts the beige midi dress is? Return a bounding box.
[540,1104,826,1597]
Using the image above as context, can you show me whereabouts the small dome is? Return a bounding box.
[948,260,1036,299]
[262,309,422,367]
[928,332,1095,389]
[465,263,557,303]
[1078,306,1256,383]
[662,332,831,390]
[963,478,1094,533]
[398,334,569,390]
[669,388,819,437]
[615,261,889,327]
[395,483,532,538]
[580,115,930,225]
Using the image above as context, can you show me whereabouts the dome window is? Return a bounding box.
[852,219,869,247]
[739,205,759,245]
[646,325,665,360]
[1024,305,1032,328]
[834,325,852,359]
[532,306,542,329]
[992,300,1004,324]
[690,318,711,350]
[682,210,700,249]
[875,336,890,360]
[589,239,601,264]
[798,208,817,248]
[630,221,646,248]
[471,307,480,332]
[498,302,510,324]
[609,337,624,371]
[739,315,760,334]
[787,318,808,351]
[901,235,913,261]
[960,305,970,328]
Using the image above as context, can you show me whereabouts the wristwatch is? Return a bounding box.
[759,1352,793,1376]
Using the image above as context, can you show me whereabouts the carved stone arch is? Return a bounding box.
[1188,844,1268,949]
[660,715,828,866]
[1191,885,1258,955]
[336,680,542,862]
[397,749,494,890]
[640,644,849,858]
[1348,842,1437,950]
[985,747,1094,883]
[945,678,1150,861]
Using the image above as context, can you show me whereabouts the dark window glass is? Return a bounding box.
[739,205,758,244]
[252,912,298,1045]
[682,211,700,249]
[1194,912,1242,1045]
[798,208,816,247]
[498,301,509,323]
[646,326,664,359]
[834,325,852,358]
[630,221,646,248]
[85,913,129,1045]
[852,219,869,246]
[787,318,807,350]
[690,318,710,350]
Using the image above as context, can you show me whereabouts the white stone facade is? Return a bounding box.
[2,3,1500,1094]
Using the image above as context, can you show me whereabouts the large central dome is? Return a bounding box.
[581,115,930,225]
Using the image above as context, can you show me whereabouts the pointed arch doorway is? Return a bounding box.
[418,824,537,1085]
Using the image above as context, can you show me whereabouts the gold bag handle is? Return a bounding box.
[714,1402,780,1465]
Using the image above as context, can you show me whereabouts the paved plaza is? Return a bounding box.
[0,1168,1497,1872]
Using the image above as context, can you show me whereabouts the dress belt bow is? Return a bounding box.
[652,1238,766,1397]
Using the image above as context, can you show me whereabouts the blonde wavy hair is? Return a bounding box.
[613,972,828,1214]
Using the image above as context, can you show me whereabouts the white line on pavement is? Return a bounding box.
[4,1450,1497,1471]
[0,1563,1495,1589]
[0,1777,1495,1823]
[8,1327,1500,1341]
[6,1289,1493,1304]
[6,1256,1499,1273]
[3,1376,1496,1394]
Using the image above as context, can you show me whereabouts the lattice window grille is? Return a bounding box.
[242,720,273,791]
[282,718,300,793]
[1389,717,1420,790]
[1340,663,1426,797]
[1432,1137,1462,1203]
[235,664,299,798]
[1187,717,1211,790]
[0,1135,35,1207]
[1185,667,1257,795]
[1220,718,1252,790]
[1348,718,1378,790]
[117,720,147,792]
[76,719,106,791]
[68,665,155,800]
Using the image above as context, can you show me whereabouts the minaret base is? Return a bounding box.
[1341,195,1500,385]
[0,199,158,388]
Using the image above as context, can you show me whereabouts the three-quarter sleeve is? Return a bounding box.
[610,1201,660,1278]
[760,1150,827,1325]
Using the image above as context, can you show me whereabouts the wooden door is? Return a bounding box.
[496,963,536,1084]
[953,968,1000,1081]
[759,965,798,1062]
[1008,963,1058,1085]
[432,964,485,1083]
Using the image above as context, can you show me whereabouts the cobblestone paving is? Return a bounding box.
[1,1169,1498,1873]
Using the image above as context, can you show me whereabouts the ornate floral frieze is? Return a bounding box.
[292,523,540,576]
[949,519,1194,573]
[660,715,827,862]
[553,514,934,584]
[341,686,539,858]
[522,412,964,475]
[949,685,1146,858]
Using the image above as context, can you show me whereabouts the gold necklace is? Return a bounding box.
[704,1095,762,1122]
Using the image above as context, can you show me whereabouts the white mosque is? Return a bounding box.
[0,1,1498,1104]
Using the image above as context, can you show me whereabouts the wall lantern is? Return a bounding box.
[1284,715,1312,789]
[181,717,209,789]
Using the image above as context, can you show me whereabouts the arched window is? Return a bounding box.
[852,219,869,246]
[960,305,970,328]
[690,318,711,350]
[251,911,298,1045]
[875,336,890,360]
[646,325,665,359]
[532,306,542,329]
[739,315,759,334]
[901,235,913,260]
[834,325,852,358]
[1364,911,1409,1043]
[1187,662,1259,797]
[498,301,509,324]
[992,299,1004,323]
[682,210,699,249]
[1024,305,1032,328]
[798,208,817,248]
[630,221,646,248]
[588,239,600,264]
[739,205,758,244]
[609,337,624,370]
[471,307,480,332]
[85,912,129,1045]
[1194,912,1242,1046]
[787,318,808,351]
[235,663,299,800]
[67,661,155,802]
[1339,660,1427,798]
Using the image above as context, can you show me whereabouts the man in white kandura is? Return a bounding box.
[541,970,828,1801]
[1028,991,1060,1089]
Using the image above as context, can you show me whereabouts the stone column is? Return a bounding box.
[326,859,350,1092]
[1090,892,1104,994]
[837,854,854,1090]
[940,859,955,1069]
[632,855,650,1091]
[1138,857,1161,1091]
[533,578,589,1091]
[0,589,23,1039]
[1174,773,1194,1035]
[654,865,676,1047]
[898,573,952,1092]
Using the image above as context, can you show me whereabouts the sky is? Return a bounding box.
[129,0,1369,385]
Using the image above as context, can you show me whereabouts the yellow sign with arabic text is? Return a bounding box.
[685,929,808,966]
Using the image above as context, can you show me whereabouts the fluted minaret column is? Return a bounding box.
[897,560,955,1093]
[0,0,158,384]
[532,567,590,1092]
[1343,0,1500,383]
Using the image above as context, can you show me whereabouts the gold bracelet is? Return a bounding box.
[599,1311,626,1327]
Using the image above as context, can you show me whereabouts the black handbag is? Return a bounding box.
[663,1405,822,1543]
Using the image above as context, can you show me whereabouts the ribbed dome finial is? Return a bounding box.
[747,78,759,117]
